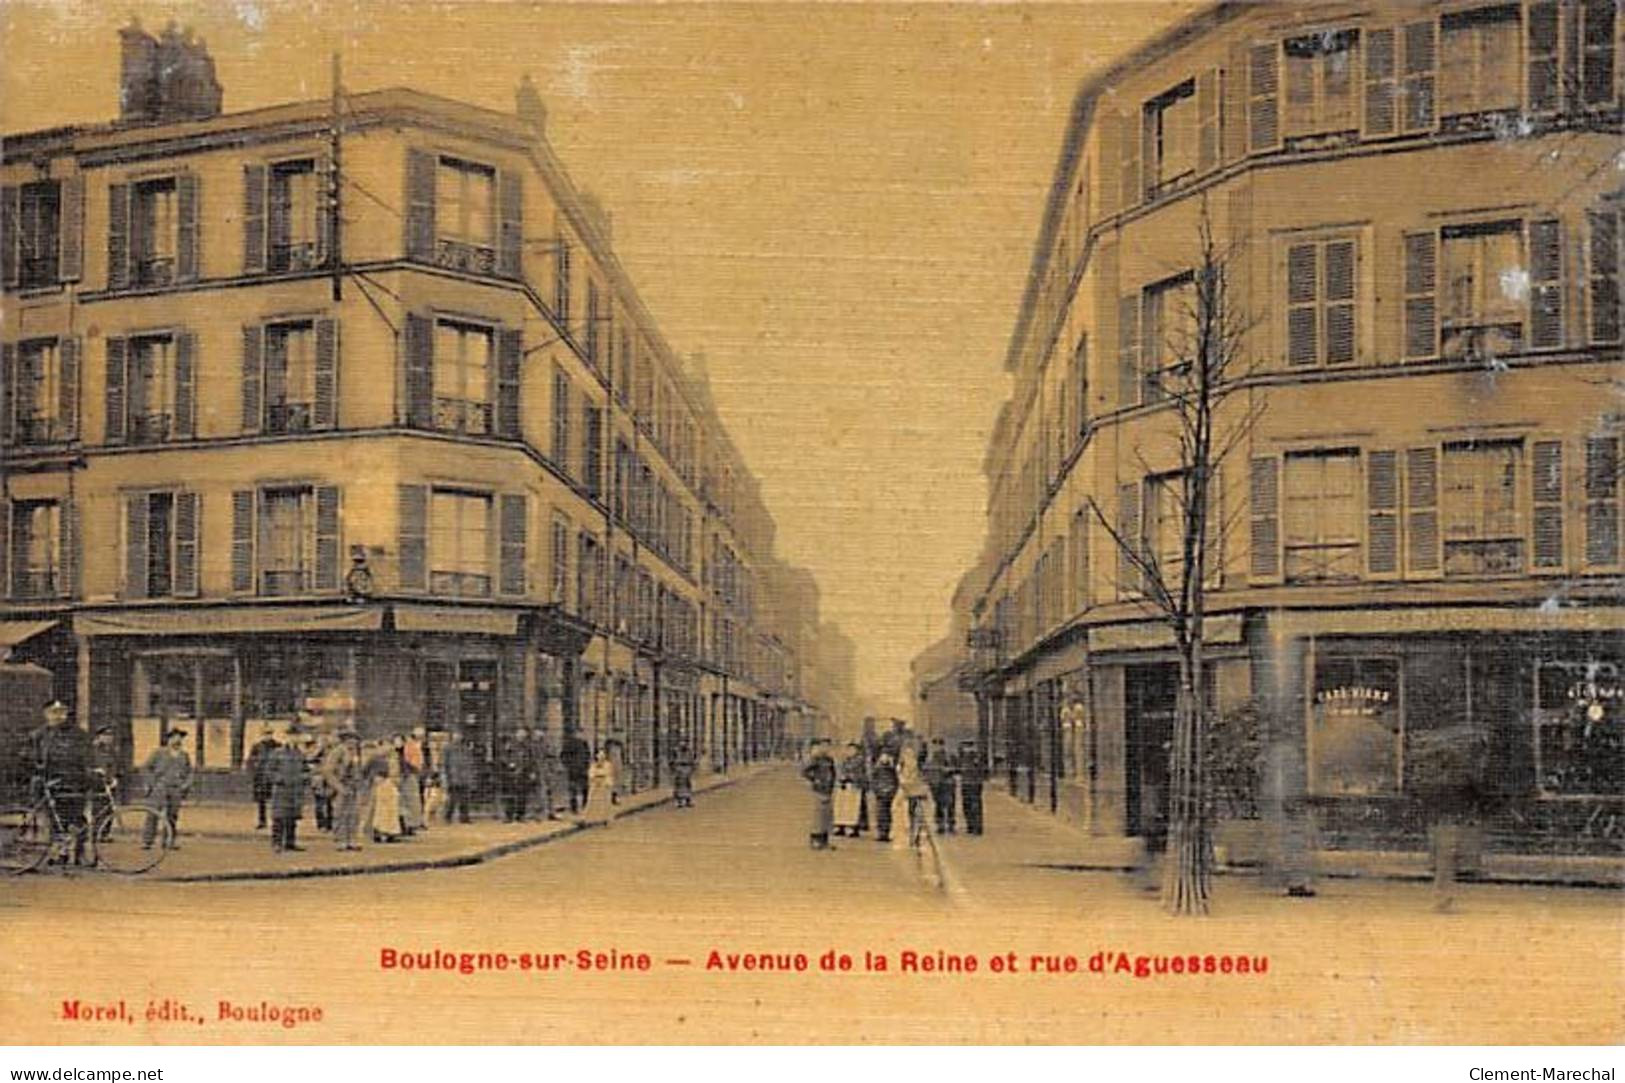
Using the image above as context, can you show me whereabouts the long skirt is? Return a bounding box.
[832,785,862,829]
[371,778,404,838]
[582,781,616,826]
[399,774,425,830]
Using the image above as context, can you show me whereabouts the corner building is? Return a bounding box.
[964,0,1623,853]
[0,31,832,794]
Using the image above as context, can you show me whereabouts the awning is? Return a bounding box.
[1270,605,1622,639]
[74,605,383,637]
[0,620,58,649]
[393,604,519,637]
[1029,636,1090,684]
[1089,613,1245,655]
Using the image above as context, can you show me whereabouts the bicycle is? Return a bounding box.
[0,775,174,875]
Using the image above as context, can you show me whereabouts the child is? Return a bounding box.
[422,770,447,823]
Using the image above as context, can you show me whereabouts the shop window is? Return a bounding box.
[1440,220,1525,358]
[132,655,235,769]
[1283,450,1361,582]
[268,159,321,272]
[1438,6,1521,120]
[429,489,492,598]
[1310,656,1401,795]
[433,320,493,435]
[1283,29,1359,138]
[1441,439,1524,576]
[1535,659,1624,797]
[243,645,347,720]
[1143,79,1197,198]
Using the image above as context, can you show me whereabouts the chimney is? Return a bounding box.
[118,19,160,122]
[119,20,222,124]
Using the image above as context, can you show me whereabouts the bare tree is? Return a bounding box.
[1089,198,1263,916]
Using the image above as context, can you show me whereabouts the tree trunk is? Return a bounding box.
[1162,644,1212,914]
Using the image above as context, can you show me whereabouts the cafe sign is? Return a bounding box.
[1315,686,1393,717]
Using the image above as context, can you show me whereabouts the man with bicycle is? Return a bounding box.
[29,701,91,864]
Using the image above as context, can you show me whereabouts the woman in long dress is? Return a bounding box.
[369,742,405,843]
[582,748,618,827]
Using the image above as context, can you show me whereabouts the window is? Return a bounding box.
[1142,273,1195,402]
[436,158,495,250]
[17,181,60,287]
[230,485,339,597]
[264,322,316,433]
[554,240,573,325]
[14,339,64,444]
[1534,658,1624,797]
[1310,656,1401,795]
[1283,450,1361,582]
[241,645,346,721]
[429,490,492,597]
[1585,435,1621,567]
[577,533,602,625]
[1440,220,1525,358]
[268,160,320,272]
[1439,6,1521,119]
[1144,80,1197,197]
[1441,439,1524,575]
[552,369,572,472]
[1285,237,1357,366]
[1283,30,1359,137]
[550,514,571,607]
[586,282,603,369]
[433,321,492,435]
[1579,0,1618,108]
[132,177,179,287]
[583,403,603,499]
[1143,472,1185,583]
[10,500,60,599]
[259,487,312,596]
[1590,207,1622,346]
[128,333,178,444]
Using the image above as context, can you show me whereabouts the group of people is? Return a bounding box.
[801,729,986,851]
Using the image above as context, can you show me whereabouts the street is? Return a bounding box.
[3,766,1620,1044]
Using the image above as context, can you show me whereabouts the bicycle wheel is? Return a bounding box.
[0,804,52,875]
[92,803,171,874]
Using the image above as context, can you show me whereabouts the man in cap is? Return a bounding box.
[800,737,838,850]
[267,728,309,852]
[957,740,986,836]
[440,729,476,824]
[88,727,120,840]
[31,701,91,862]
[141,727,193,849]
[245,727,281,830]
[323,728,366,850]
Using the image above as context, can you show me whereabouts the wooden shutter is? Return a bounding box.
[404,149,436,261]
[1529,218,1565,350]
[498,169,523,279]
[1116,481,1140,598]
[1363,27,1398,137]
[125,493,150,600]
[1400,19,1437,133]
[175,172,200,282]
[1405,446,1441,577]
[59,497,79,600]
[1286,242,1319,366]
[59,336,80,440]
[1589,208,1622,345]
[1196,67,1222,176]
[1367,449,1401,578]
[496,327,522,438]
[1117,293,1140,408]
[1248,456,1281,583]
[58,175,84,282]
[1120,106,1142,212]
[107,183,130,291]
[0,497,8,599]
[398,483,428,590]
[500,493,528,596]
[1248,42,1280,152]
[314,485,341,591]
[1579,0,1618,106]
[104,337,128,444]
[1223,42,1249,162]
[172,330,196,439]
[241,325,263,433]
[0,186,17,288]
[1585,435,1620,567]
[1403,230,1438,360]
[1325,240,1356,364]
[404,312,433,428]
[243,163,267,273]
[313,317,338,428]
[1527,2,1562,114]
[0,342,14,447]
[231,490,255,593]
[1532,439,1565,571]
[174,490,200,597]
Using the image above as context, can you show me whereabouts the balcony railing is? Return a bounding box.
[135,256,175,288]
[13,416,68,446]
[433,397,492,436]
[265,402,313,434]
[11,568,60,600]
[269,242,323,273]
[261,569,310,597]
[430,570,492,598]
[433,239,497,276]
[129,412,172,444]
[1444,538,1525,577]
[1442,321,1523,361]
[19,255,58,289]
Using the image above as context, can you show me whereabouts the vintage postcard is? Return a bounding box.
[0,0,1621,1049]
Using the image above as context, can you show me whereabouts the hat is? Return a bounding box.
[93,726,113,738]
[166,728,189,739]
[338,728,362,742]
[44,700,69,713]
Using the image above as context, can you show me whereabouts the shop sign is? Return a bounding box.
[1314,686,1393,717]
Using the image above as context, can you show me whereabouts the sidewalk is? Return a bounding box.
[122,763,775,883]
[980,787,1624,888]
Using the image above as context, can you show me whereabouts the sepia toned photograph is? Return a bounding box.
[0,0,1621,1050]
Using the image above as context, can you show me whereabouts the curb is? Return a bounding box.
[154,766,772,884]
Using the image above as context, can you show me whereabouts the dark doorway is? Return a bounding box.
[1125,662,1178,849]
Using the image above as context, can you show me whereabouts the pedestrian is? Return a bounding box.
[670,741,696,809]
[530,727,557,820]
[898,742,931,851]
[801,738,838,850]
[323,729,366,850]
[869,751,899,843]
[398,731,426,836]
[412,725,434,808]
[440,731,476,824]
[929,737,959,834]
[29,701,91,863]
[499,728,533,823]
[837,742,869,837]
[957,741,986,836]
[245,729,279,831]
[141,727,193,850]
[88,727,120,842]
[582,746,618,826]
[561,728,592,814]
[422,770,447,822]
[267,728,308,853]
[368,740,404,843]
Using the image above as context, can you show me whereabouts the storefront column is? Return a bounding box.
[1258,623,1313,892]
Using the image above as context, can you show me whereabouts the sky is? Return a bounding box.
[2,1,1196,710]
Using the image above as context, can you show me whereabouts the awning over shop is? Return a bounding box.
[0,620,58,650]
[1088,613,1245,655]
[393,604,519,637]
[1270,605,1622,639]
[1029,637,1090,684]
[74,605,383,637]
